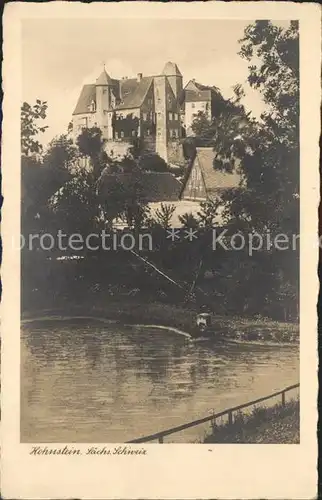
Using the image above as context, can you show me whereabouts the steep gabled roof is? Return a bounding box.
[72,84,96,115]
[196,148,241,195]
[115,77,154,110]
[180,147,241,200]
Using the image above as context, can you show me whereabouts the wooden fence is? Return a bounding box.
[127,383,300,444]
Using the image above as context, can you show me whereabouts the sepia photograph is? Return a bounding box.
[20,16,300,445]
[1,2,319,499]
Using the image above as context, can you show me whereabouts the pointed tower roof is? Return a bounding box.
[162,61,182,76]
[96,68,112,86]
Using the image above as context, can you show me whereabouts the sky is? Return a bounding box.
[21,18,285,146]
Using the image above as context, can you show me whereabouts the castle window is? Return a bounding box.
[146,129,150,136]
[120,131,125,138]
[143,112,148,121]
[132,130,136,137]
[169,112,173,121]
[174,113,178,120]
[115,132,119,139]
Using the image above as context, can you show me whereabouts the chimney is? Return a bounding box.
[137,73,143,82]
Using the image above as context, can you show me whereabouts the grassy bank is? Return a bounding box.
[204,399,300,444]
[22,296,299,343]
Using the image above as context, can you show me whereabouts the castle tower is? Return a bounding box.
[162,61,183,99]
[153,75,169,162]
[95,68,112,135]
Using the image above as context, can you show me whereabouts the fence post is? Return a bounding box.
[281,391,286,406]
[159,435,164,444]
[228,411,233,426]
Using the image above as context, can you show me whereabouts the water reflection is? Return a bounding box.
[21,320,299,443]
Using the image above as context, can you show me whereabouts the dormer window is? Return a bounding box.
[89,100,96,112]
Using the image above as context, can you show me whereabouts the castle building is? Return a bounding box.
[72,62,221,163]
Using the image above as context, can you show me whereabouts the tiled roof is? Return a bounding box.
[120,78,139,100]
[73,77,153,115]
[115,77,153,110]
[183,80,223,103]
[98,170,182,202]
[197,148,241,195]
[72,84,96,115]
[180,148,241,199]
[184,89,212,102]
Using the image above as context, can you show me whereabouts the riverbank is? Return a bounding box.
[22,299,299,344]
[204,399,300,444]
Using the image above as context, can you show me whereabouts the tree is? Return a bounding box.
[138,152,168,173]
[96,153,152,231]
[189,21,299,235]
[43,134,78,173]
[49,164,99,237]
[184,21,299,319]
[21,100,48,156]
[21,102,71,231]
[77,127,107,179]
[152,203,176,229]
[231,20,299,234]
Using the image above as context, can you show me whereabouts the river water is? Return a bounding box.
[21,319,299,443]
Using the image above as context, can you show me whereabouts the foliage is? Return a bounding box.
[205,399,299,444]
[225,20,299,234]
[138,152,169,173]
[152,203,176,230]
[96,154,150,230]
[49,164,99,237]
[77,127,107,178]
[20,22,300,322]
[186,21,299,319]
[43,134,78,172]
[21,105,72,234]
[197,199,222,228]
[178,212,200,230]
[21,100,48,156]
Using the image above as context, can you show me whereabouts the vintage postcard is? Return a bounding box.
[1,1,320,498]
